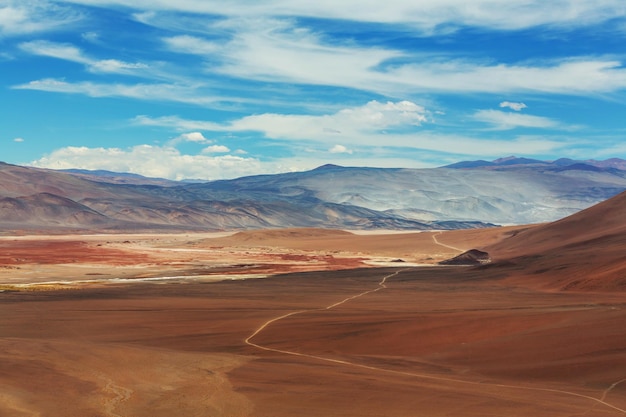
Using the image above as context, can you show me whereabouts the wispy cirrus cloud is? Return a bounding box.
[20,40,148,74]
[12,78,230,106]
[388,58,626,95]
[13,13,626,110]
[163,35,220,55]
[5,0,625,176]
[62,0,626,32]
[0,0,81,37]
[472,109,562,130]
[162,19,404,94]
[159,20,626,97]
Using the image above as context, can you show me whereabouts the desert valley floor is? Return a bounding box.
[1,228,625,416]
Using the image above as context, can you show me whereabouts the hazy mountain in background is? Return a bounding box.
[1,157,625,233]
[59,169,184,187]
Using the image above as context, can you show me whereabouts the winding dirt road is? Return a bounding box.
[431,231,465,252]
[245,269,626,415]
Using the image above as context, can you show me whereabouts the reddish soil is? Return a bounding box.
[1,267,625,417]
[1,215,625,416]
[485,190,626,291]
[0,240,149,265]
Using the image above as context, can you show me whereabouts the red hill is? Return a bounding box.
[486,191,626,291]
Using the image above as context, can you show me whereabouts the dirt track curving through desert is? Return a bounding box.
[245,268,626,415]
[431,231,465,253]
[2,227,626,416]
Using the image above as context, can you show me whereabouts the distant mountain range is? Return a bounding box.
[1,157,625,233]
[444,156,626,170]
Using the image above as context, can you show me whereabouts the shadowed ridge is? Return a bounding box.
[439,249,491,265]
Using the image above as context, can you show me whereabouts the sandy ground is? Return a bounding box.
[1,227,625,416]
[0,228,496,288]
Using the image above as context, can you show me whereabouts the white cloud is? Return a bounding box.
[0,0,81,37]
[13,137,24,142]
[165,19,403,92]
[391,59,626,95]
[134,105,566,156]
[27,134,569,180]
[81,31,100,43]
[163,35,220,55]
[61,1,626,32]
[20,40,85,62]
[231,100,429,139]
[329,145,353,154]
[134,115,222,130]
[89,59,148,73]
[13,78,223,105]
[202,144,230,153]
[136,100,430,141]
[29,145,262,181]
[173,132,210,144]
[19,40,148,74]
[473,109,560,130]
[158,18,626,97]
[15,22,626,105]
[500,101,527,111]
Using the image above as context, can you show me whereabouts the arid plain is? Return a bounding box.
[1,194,626,416]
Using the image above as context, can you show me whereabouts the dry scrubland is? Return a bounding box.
[1,222,625,416]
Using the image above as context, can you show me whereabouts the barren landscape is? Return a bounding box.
[1,193,626,417]
[5,1,626,415]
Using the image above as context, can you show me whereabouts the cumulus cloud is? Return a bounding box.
[473,109,560,130]
[28,133,568,180]
[29,145,262,180]
[329,145,353,154]
[500,101,527,111]
[172,132,210,144]
[202,144,230,153]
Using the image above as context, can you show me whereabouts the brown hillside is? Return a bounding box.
[0,162,119,200]
[486,190,626,291]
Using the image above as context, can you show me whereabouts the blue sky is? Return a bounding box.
[2,1,626,180]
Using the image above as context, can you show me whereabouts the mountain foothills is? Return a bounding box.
[1,157,626,233]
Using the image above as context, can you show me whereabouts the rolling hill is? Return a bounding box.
[485,190,626,291]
